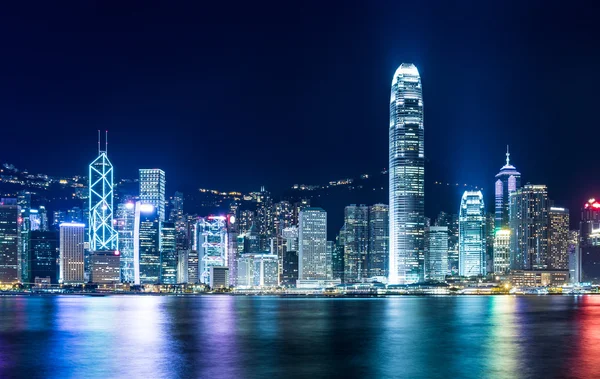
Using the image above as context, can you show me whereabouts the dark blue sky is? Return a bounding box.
[0,1,598,214]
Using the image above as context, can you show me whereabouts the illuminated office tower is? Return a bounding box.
[579,199,600,283]
[169,191,184,222]
[134,203,161,284]
[389,63,425,284]
[568,230,580,283]
[39,206,48,232]
[0,199,20,284]
[459,191,486,277]
[273,201,293,236]
[139,169,166,222]
[160,222,177,284]
[298,208,327,280]
[425,226,448,281]
[30,231,59,284]
[89,134,118,251]
[368,204,389,278]
[255,188,273,251]
[197,216,227,285]
[494,146,521,231]
[435,212,459,275]
[59,223,85,284]
[548,207,569,270]
[493,229,511,275]
[226,214,238,287]
[343,204,369,282]
[17,191,30,283]
[509,185,549,270]
[333,225,345,281]
[238,210,255,234]
[116,201,136,283]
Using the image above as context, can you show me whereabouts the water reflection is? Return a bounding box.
[0,295,598,378]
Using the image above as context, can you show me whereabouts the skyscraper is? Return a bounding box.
[160,222,177,284]
[59,222,85,284]
[298,208,327,280]
[493,229,511,275]
[389,63,425,284]
[116,201,136,283]
[435,212,459,276]
[579,199,600,283]
[134,203,161,284]
[425,226,448,281]
[368,204,389,278]
[343,204,369,282]
[0,199,20,284]
[30,231,59,284]
[509,185,549,270]
[459,191,486,277]
[139,169,166,222]
[89,135,118,252]
[197,216,227,285]
[548,207,569,270]
[494,146,521,231]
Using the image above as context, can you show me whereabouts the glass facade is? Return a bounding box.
[89,151,118,251]
[459,191,486,277]
[509,185,549,270]
[298,208,327,280]
[425,226,448,281]
[139,169,166,222]
[389,63,424,284]
[493,229,511,275]
[160,222,177,284]
[135,205,161,284]
[494,147,521,231]
[368,204,389,278]
[343,204,369,282]
[548,207,569,270]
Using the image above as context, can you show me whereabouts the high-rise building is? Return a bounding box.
[90,250,121,284]
[139,169,166,222]
[169,191,184,222]
[160,222,177,284]
[425,226,448,281]
[238,210,255,234]
[209,266,229,289]
[389,63,425,285]
[343,204,369,282]
[493,229,511,275]
[89,137,118,252]
[509,185,549,270]
[298,208,327,280]
[116,201,136,283]
[548,207,569,270]
[368,204,389,278]
[134,203,160,284]
[579,199,600,283]
[197,216,227,285]
[568,230,580,283]
[459,191,486,277]
[485,214,495,274]
[255,187,273,251]
[226,214,238,287]
[30,231,59,284]
[59,222,85,284]
[435,212,459,276]
[273,201,293,237]
[281,250,298,287]
[494,146,521,231]
[39,206,49,232]
[332,225,345,281]
[237,253,278,288]
[17,191,30,283]
[0,199,20,284]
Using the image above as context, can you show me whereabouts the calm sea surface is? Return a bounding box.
[0,295,598,378]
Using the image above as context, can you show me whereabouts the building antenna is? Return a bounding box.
[98,130,101,154]
[105,130,108,153]
[506,145,510,166]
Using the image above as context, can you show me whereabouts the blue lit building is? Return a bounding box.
[389,63,425,284]
[459,191,486,277]
[494,146,521,231]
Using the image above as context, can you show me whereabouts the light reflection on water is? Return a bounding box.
[0,295,597,378]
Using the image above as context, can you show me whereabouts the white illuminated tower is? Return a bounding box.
[197,216,227,285]
[89,131,118,251]
[389,63,425,284]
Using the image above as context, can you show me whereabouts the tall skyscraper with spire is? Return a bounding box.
[389,63,425,284]
[494,146,521,231]
[89,131,118,251]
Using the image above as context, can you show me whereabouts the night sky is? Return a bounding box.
[1,1,598,216]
